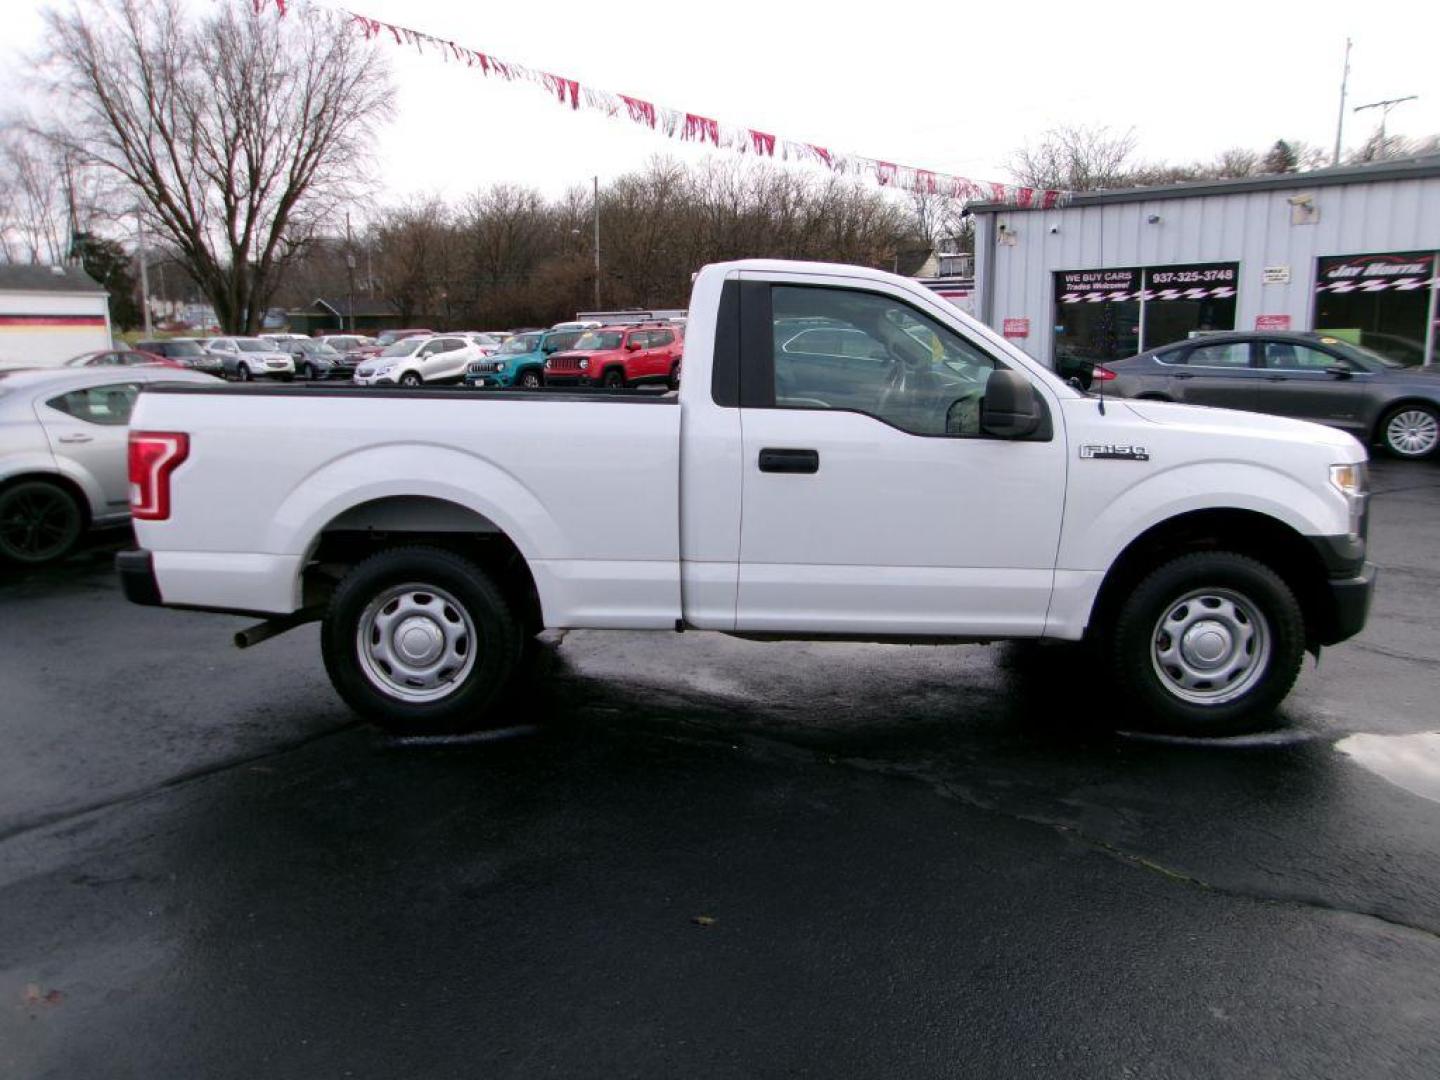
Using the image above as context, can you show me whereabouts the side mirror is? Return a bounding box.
[1325,364,1353,379]
[980,369,1043,439]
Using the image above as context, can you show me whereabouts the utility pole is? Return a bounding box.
[593,175,601,311]
[1354,95,1419,158]
[136,206,152,338]
[345,211,357,333]
[1332,37,1352,166]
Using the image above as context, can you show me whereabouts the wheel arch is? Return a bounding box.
[1088,507,1334,647]
[0,465,96,527]
[305,494,543,635]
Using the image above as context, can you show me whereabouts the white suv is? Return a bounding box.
[352,335,484,387]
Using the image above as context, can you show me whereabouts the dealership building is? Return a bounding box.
[969,154,1440,370]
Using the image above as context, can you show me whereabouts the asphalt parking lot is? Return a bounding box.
[2,460,1439,1078]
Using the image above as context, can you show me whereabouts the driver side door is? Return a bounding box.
[735,273,1066,636]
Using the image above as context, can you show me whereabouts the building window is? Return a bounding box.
[1315,251,1437,367]
[1052,262,1237,376]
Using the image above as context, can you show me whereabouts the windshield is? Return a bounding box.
[1342,342,1406,369]
[500,334,541,355]
[235,339,274,353]
[380,338,424,358]
[574,331,623,351]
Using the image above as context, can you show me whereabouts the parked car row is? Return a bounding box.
[1079,331,1440,460]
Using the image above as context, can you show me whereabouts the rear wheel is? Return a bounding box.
[602,368,625,389]
[667,363,680,390]
[0,479,84,565]
[1105,551,1304,736]
[321,546,521,735]
[1379,403,1439,459]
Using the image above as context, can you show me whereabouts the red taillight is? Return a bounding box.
[129,431,189,520]
[1091,366,1117,382]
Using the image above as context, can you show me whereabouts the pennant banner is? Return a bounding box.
[251,0,1065,208]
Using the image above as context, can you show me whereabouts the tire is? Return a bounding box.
[518,369,542,389]
[321,546,522,735]
[302,362,318,381]
[1105,551,1305,736]
[667,363,680,391]
[1378,403,1440,460]
[602,368,625,389]
[0,479,85,565]
[237,363,252,382]
[399,371,422,388]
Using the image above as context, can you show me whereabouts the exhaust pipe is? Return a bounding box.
[234,606,324,649]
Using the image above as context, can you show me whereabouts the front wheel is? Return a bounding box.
[1379,403,1439,459]
[602,368,625,389]
[236,363,252,382]
[302,362,318,380]
[518,369,542,389]
[399,371,423,388]
[1106,552,1305,736]
[321,546,521,735]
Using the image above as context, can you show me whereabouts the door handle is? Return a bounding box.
[57,433,94,444]
[758,448,819,474]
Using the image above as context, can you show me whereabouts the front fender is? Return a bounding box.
[1061,459,1347,572]
[266,443,565,561]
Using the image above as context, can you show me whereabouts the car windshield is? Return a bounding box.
[235,339,274,353]
[574,331,623,351]
[1340,341,1406,369]
[500,334,540,355]
[377,331,417,346]
[380,338,424,358]
[545,331,582,352]
[154,340,204,357]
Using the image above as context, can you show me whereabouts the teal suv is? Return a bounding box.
[465,329,585,389]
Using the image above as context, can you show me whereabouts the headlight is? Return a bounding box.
[579,358,589,370]
[1330,463,1367,498]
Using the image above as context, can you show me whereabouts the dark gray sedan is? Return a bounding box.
[1103,332,1440,459]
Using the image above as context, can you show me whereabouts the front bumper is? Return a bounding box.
[465,370,514,388]
[352,373,396,386]
[1319,562,1378,646]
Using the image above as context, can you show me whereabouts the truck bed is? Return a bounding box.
[129,383,683,626]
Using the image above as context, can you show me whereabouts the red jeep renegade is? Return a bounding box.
[543,323,683,388]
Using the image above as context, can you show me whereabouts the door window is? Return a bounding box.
[1185,341,1253,368]
[46,383,141,426]
[770,286,999,437]
[628,331,650,349]
[651,330,674,348]
[1261,342,1345,371]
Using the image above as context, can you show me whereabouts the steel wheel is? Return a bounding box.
[1150,588,1271,706]
[0,481,83,564]
[1383,406,1439,459]
[355,583,478,704]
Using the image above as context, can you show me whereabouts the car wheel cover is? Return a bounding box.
[1150,587,1271,706]
[1386,409,1439,457]
[0,485,80,562]
[356,582,478,703]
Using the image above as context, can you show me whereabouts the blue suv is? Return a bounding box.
[465,329,585,388]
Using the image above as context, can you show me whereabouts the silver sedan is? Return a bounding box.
[0,366,221,564]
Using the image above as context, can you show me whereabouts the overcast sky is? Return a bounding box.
[8,0,1440,209]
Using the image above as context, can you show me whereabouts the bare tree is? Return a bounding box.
[39,0,393,332]
[0,130,68,263]
[1008,125,1140,191]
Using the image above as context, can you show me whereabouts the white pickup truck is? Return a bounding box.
[118,260,1375,737]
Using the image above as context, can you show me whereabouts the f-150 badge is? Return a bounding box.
[1080,444,1150,461]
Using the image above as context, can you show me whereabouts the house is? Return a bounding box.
[0,264,111,368]
[286,297,408,336]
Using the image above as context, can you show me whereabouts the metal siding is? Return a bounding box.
[975,174,1440,363]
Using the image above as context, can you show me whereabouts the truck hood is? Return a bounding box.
[1120,398,1365,457]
